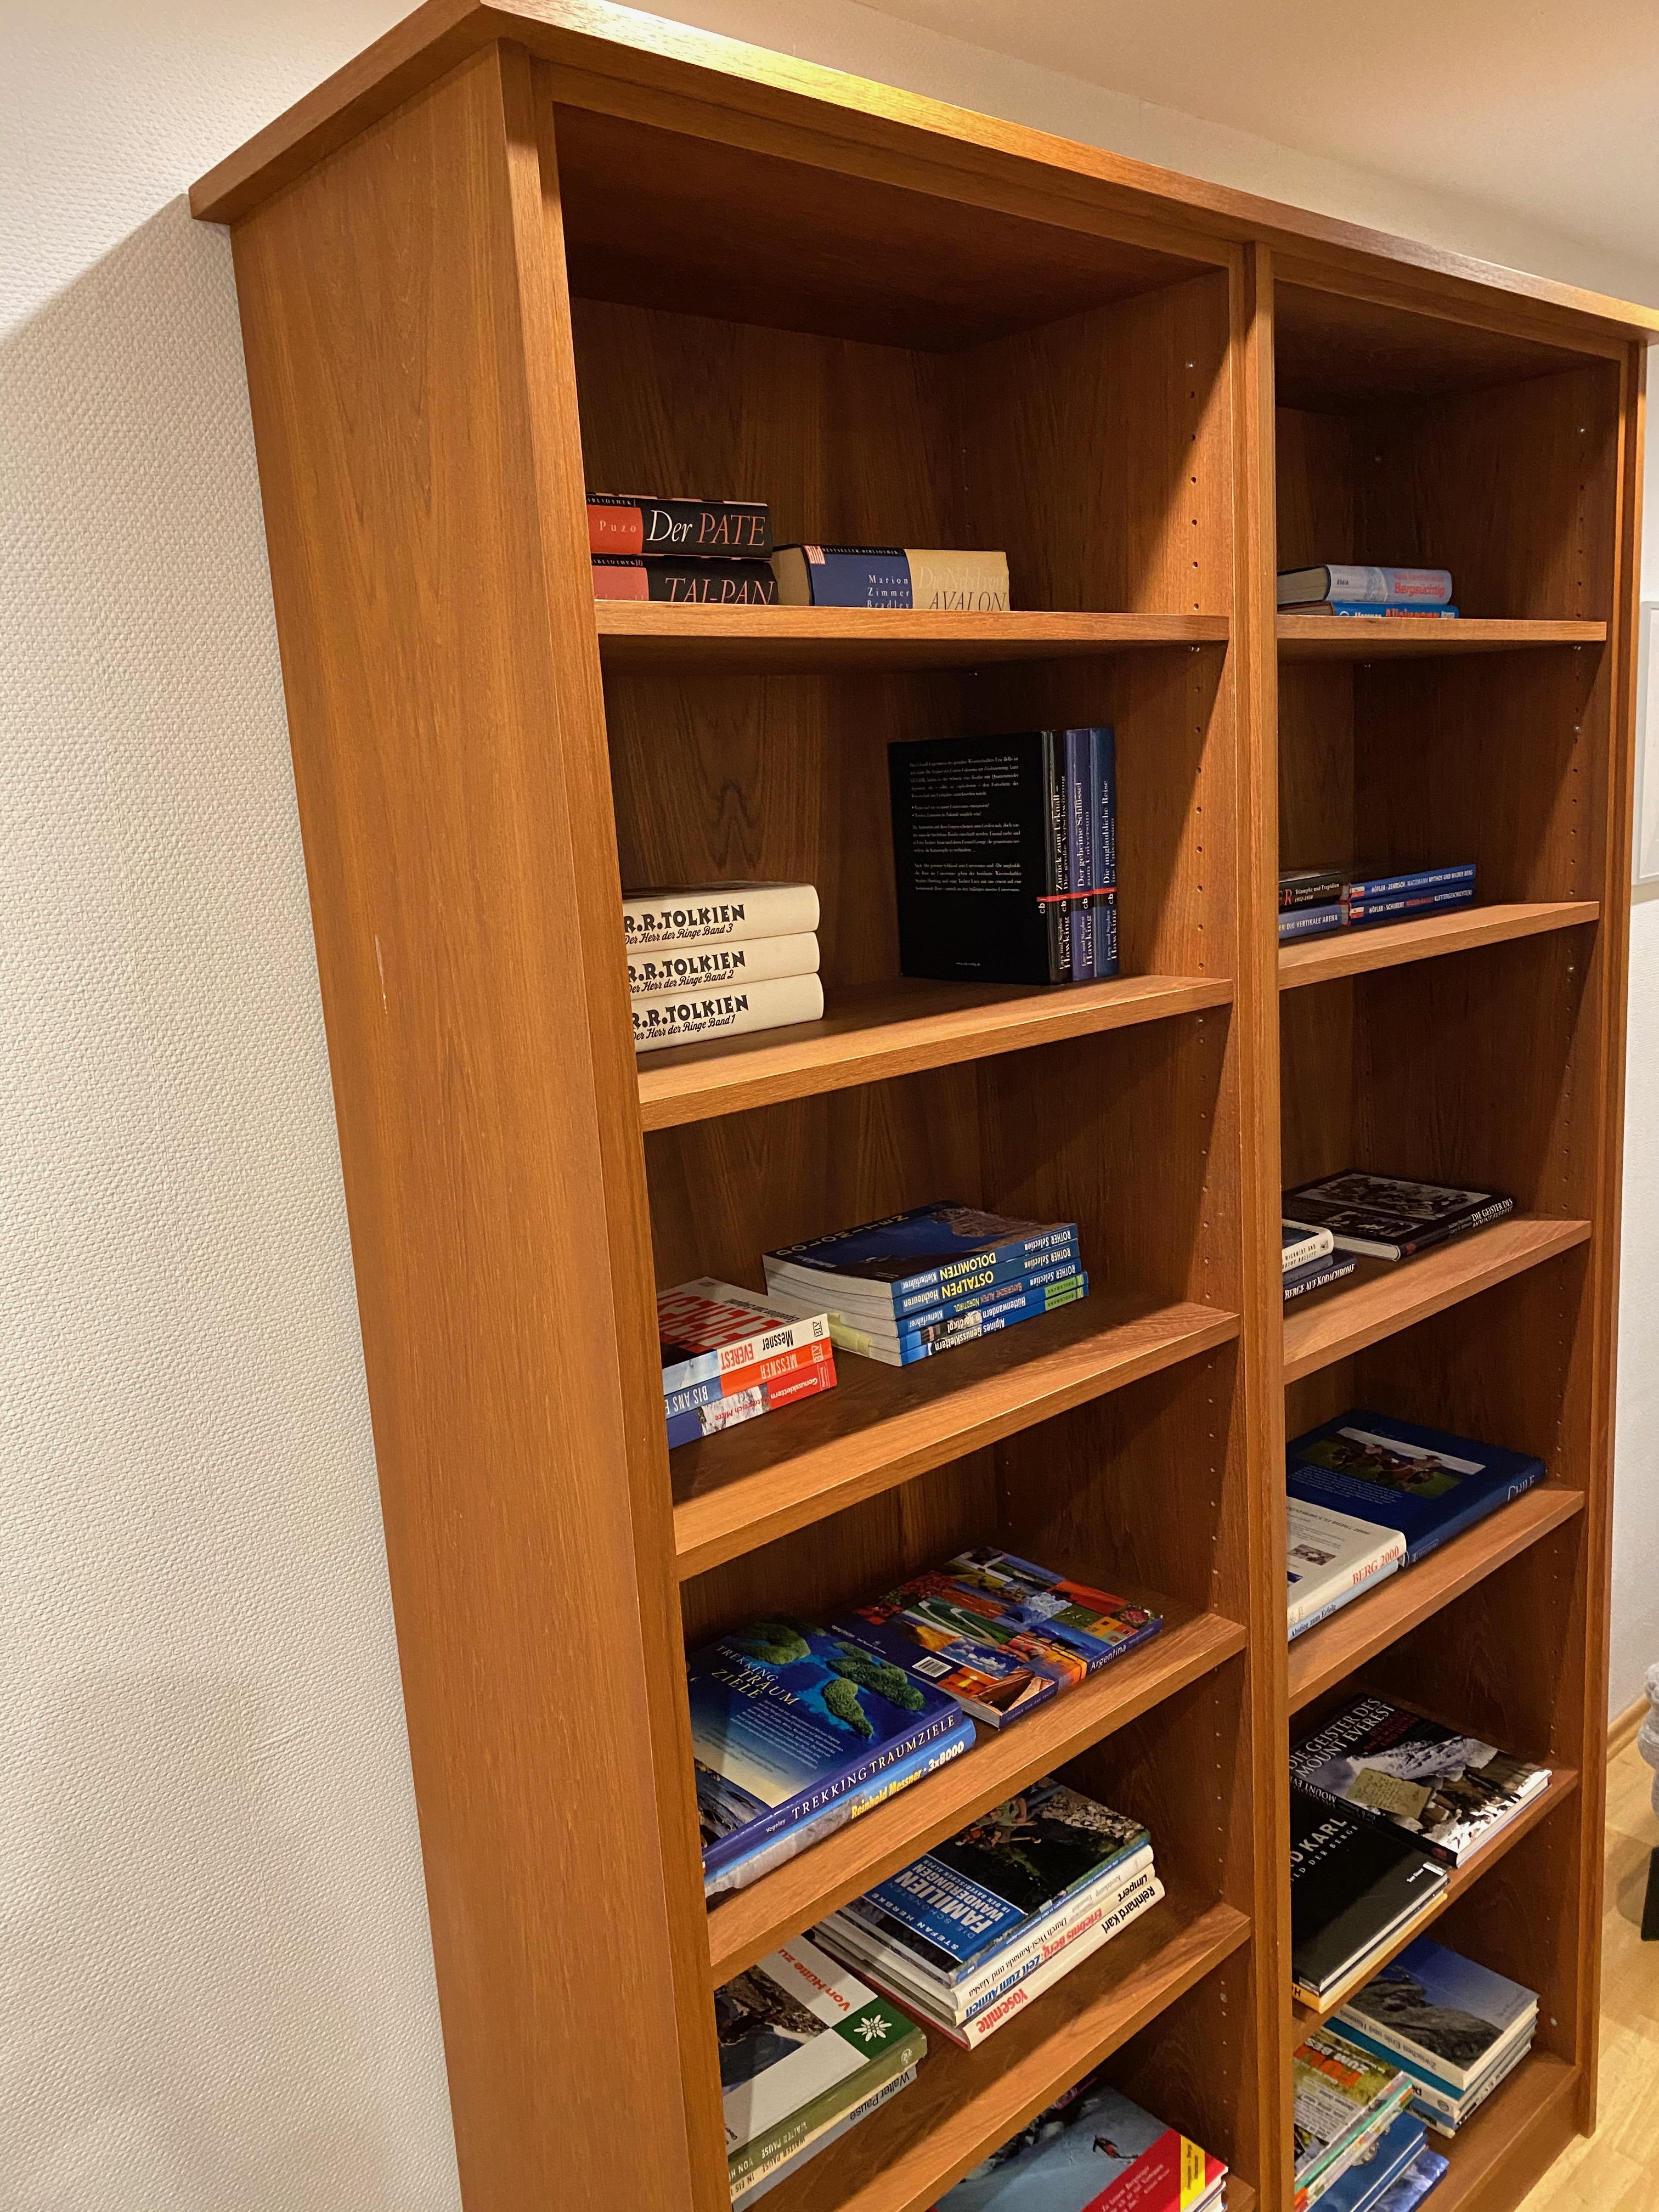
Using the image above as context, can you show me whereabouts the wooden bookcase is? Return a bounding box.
[191,10,1650,2210]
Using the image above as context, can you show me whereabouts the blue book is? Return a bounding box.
[874,1273,1088,1368]
[1375,2151,1449,2210]
[780,544,912,606]
[1283,1253,1356,1305]
[1315,2114,1428,2212]
[764,1203,1080,1316]
[1280,901,1347,941]
[1322,603,1460,619]
[690,1617,968,1878]
[1287,1409,1544,1565]
[1347,864,1476,901]
[1065,728,1094,980]
[1334,1937,1537,2094]
[1348,889,1475,927]
[1090,726,1120,980]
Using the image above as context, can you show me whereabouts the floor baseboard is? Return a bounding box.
[1610,1694,1648,1758]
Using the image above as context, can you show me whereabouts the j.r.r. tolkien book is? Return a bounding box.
[772,544,1010,610]
[689,1616,975,1880]
[1333,1936,1539,2097]
[1289,1787,1447,2003]
[1286,1409,1545,1565]
[1283,1252,1357,1304]
[887,730,1119,986]
[1289,1697,1550,1868]
[835,1549,1163,1725]
[716,1937,923,2198]
[1282,1172,1514,1262]
[628,933,820,999]
[764,1202,1081,1317]
[631,972,825,1052]
[1286,1496,1406,1639]
[591,555,780,602]
[622,882,820,950]
[935,2070,1228,2212]
[588,493,774,560]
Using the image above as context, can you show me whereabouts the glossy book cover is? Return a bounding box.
[936,2070,1226,2211]
[1287,1409,1544,1564]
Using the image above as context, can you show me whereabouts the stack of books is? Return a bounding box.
[933,2068,1228,2210]
[690,1612,977,1900]
[1283,1172,1514,1264]
[1285,1408,1546,1640]
[1280,864,1476,945]
[1278,563,1459,620]
[717,1937,924,2203]
[815,1779,1161,2049]
[1334,1937,1538,2143]
[623,881,823,1053]
[658,1279,836,1451]
[889,730,1119,985]
[1284,1218,1355,1305]
[1306,2113,1443,2212]
[1293,2025,1418,2211]
[1289,1786,1448,2006]
[773,544,1009,610]
[760,1201,1088,1367]
[589,492,778,603]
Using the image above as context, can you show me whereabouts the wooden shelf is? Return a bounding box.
[1278,902,1600,991]
[1282,1216,1592,1384]
[1288,1485,1587,1714]
[1425,2051,1579,2211]
[1291,1765,1579,2024]
[637,973,1233,1131]
[761,1887,1250,2212]
[673,1294,1240,1578]
[1277,617,1606,659]
[595,603,1231,670]
[706,1606,1245,1981]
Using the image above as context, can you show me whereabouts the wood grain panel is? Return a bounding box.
[1279,903,1599,990]
[1279,617,1606,658]
[595,605,1231,668]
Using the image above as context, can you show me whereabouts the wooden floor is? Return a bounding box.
[1515,1735,1659,2210]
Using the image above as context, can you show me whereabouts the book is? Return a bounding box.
[772,544,1010,610]
[761,1251,1087,1346]
[1347,889,1475,929]
[665,1347,837,1446]
[658,1280,833,1398]
[1285,1222,1338,1272]
[765,1202,1080,1314]
[716,1937,924,2194]
[836,1549,1163,1724]
[628,933,819,1000]
[622,881,820,951]
[705,1725,973,1899]
[1289,1696,1550,1868]
[1283,866,1349,912]
[1374,2149,1449,2209]
[1286,1496,1406,1638]
[1289,1787,1447,2002]
[1281,902,1347,943]
[591,555,778,603]
[1345,866,1476,902]
[1286,1409,1545,1565]
[1333,1937,1538,2096]
[588,493,772,560]
[1066,727,1095,980]
[689,1616,972,1879]
[1282,1172,1515,1262]
[631,971,825,1053]
[1293,2027,1413,2210]
[1310,2114,1428,2212]
[1409,2035,1531,2136]
[935,2071,1227,2212]
[1287,603,1460,620]
[1278,566,1454,608]
[887,731,1119,986]
[733,2063,917,2203]
[1284,1253,1357,1304]
[665,1336,835,1420]
[810,1273,1090,1368]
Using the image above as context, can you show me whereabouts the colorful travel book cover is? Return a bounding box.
[716,1937,924,2191]
[834,1549,1161,1725]
[1293,2026,1412,2197]
[1311,2113,1427,2212]
[1376,2149,1449,2210]
[936,2069,1227,2211]
[843,1781,1150,1977]
[690,1617,966,1876]
[1290,1697,1550,1868]
[1335,1937,1538,2093]
[1286,1409,1544,1564]
[764,1203,1079,1304]
[1286,1496,1404,1639]
[657,1279,832,1398]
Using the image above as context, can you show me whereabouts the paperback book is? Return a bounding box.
[689,1616,974,1881]
[1293,2027,1413,2212]
[622,881,820,951]
[657,1280,832,1400]
[1278,565,1454,608]
[1286,1495,1406,1639]
[763,1252,1088,1360]
[935,2070,1227,2212]
[1312,2113,1429,2212]
[764,1203,1080,1316]
[1289,1786,1447,2003]
[1347,888,1474,928]
[591,555,778,603]
[1291,603,1460,620]
[772,544,1010,610]
[1290,1696,1550,1868]
[588,493,773,560]
[628,933,820,999]
[1334,1937,1538,2097]
[1409,2036,1531,2137]
[1280,902,1347,943]
[665,1353,836,1449]
[796,1272,1090,1368]
[1376,2149,1449,2209]
[1345,865,1476,904]
[1282,1172,1515,1262]
[1286,1409,1545,1565]
[737,2064,916,2203]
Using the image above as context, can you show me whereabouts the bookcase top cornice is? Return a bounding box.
[191,0,1659,349]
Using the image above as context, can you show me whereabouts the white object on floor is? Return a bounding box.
[1639,1661,1659,1816]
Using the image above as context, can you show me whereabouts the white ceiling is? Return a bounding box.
[854,0,1659,274]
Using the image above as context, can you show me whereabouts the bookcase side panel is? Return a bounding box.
[228,47,712,2212]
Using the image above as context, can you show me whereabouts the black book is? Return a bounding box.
[1290,1786,1447,2001]
[587,494,773,558]
[1282,1171,1514,1263]
[1280,866,1347,913]
[591,556,778,605]
[888,731,1073,985]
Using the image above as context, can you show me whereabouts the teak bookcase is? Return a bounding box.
[191,10,1651,2210]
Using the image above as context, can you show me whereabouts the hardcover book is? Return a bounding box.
[1282,1172,1515,1262]
[628,933,820,999]
[1280,902,1347,943]
[1281,866,1348,912]
[1289,1697,1550,1868]
[764,1202,1080,1312]
[1310,2113,1428,2212]
[1409,2036,1531,2137]
[1345,865,1476,902]
[1286,1495,1406,1639]
[935,2070,1227,2212]
[1293,2027,1413,2208]
[1284,1221,1338,1272]
[1286,1408,1545,1565]
[621,881,820,950]
[733,2064,917,2203]
[1375,2149,1449,2209]
[836,1548,1162,1724]
[716,1937,923,2194]
[1347,888,1475,928]
[1277,565,1454,608]
[588,493,773,559]
[1283,1253,1357,1304]
[591,555,779,603]
[631,971,825,1052]
[689,1617,970,1878]
[772,544,1011,611]
[1334,1937,1538,2095]
[1289,1787,1447,2001]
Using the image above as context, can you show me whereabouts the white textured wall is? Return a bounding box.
[4,0,1657,2202]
